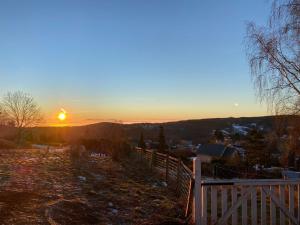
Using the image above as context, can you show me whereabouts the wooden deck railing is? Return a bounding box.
[193,157,300,225]
[133,150,300,224]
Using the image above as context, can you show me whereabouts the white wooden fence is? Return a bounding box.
[193,156,300,225]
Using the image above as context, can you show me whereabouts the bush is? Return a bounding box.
[68,145,89,165]
[76,138,114,155]
[111,141,131,161]
[0,139,17,149]
[73,138,131,161]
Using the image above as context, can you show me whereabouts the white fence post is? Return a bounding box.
[193,156,202,225]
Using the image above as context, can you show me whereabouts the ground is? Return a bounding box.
[0,149,185,225]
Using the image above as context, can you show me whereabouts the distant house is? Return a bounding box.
[232,124,251,136]
[175,140,195,151]
[197,144,238,163]
[282,170,300,179]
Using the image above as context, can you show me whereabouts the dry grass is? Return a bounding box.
[0,149,185,225]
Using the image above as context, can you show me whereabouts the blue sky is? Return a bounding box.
[0,0,271,125]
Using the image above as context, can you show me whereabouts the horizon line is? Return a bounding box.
[42,114,277,128]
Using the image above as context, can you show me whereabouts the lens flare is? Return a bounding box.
[58,109,67,121]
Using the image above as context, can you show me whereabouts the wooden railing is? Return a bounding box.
[133,151,300,224]
[193,157,300,225]
[199,180,300,225]
[134,148,194,212]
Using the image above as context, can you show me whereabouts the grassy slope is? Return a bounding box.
[0,149,184,225]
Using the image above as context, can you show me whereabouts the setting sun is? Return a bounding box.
[58,109,66,121]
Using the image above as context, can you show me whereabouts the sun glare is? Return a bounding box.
[58,109,66,121]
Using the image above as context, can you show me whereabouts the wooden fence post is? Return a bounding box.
[150,150,156,170]
[139,148,143,161]
[150,150,154,170]
[142,148,145,161]
[176,159,182,195]
[166,153,169,184]
[193,156,202,225]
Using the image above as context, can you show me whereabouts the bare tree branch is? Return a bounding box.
[1,91,42,129]
[246,0,300,115]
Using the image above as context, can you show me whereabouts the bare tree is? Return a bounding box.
[0,105,8,126]
[246,0,300,115]
[1,91,42,140]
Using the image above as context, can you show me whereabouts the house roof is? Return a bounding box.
[222,147,236,158]
[197,144,236,158]
[197,144,226,158]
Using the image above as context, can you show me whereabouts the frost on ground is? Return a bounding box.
[0,149,185,225]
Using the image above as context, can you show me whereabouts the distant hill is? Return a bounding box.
[0,116,277,145]
[123,116,275,144]
[46,116,276,144]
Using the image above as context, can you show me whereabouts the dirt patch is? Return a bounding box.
[45,199,101,225]
[0,190,47,224]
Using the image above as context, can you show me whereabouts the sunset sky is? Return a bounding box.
[0,0,271,126]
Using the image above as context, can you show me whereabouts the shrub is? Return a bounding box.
[68,145,88,165]
[111,141,131,161]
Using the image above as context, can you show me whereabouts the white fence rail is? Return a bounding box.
[133,150,300,224]
[193,157,300,225]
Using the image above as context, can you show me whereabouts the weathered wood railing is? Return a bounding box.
[134,150,300,224]
[193,157,300,225]
[134,148,193,210]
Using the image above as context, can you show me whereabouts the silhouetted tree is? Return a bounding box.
[246,0,300,115]
[288,150,296,168]
[287,120,300,155]
[158,126,167,153]
[112,141,131,161]
[214,129,224,142]
[232,133,241,142]
[0,106,8,126]
[138,132,146,149]
[245,129,272,167]
[1,91,42,143]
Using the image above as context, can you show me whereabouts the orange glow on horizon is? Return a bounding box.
[42,104,268,127]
